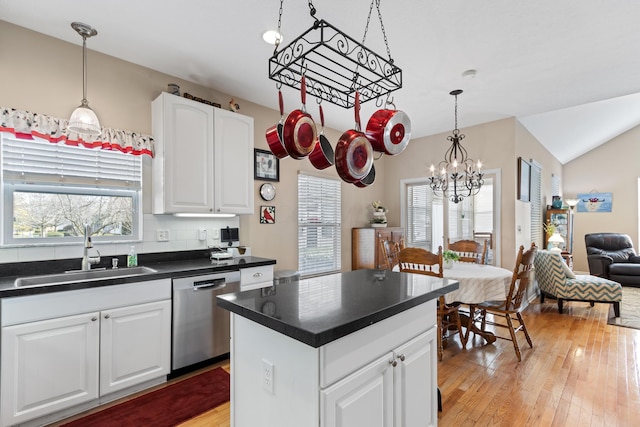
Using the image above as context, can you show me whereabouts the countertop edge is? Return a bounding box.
[217,280,459,348]
[0,257,276,298]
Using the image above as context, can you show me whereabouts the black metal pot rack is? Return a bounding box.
[268,0,402,109]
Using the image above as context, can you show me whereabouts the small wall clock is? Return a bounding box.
[260,183,276,201]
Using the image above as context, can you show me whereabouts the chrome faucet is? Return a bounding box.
[81,224,101,270]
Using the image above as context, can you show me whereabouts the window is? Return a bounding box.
[530,160,543,247]
[1,135,142,245]
[297,173,341,277]
[404,180,441,250]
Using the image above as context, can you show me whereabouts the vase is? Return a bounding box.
[371,223,387,228]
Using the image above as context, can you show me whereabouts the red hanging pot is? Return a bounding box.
[265,89,289,159]
[282,76,317,159]
[335,92,374,183]
[309,103,335,170]
[365,104,411,155]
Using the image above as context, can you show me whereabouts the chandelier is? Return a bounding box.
[428,90,483,203]
[268,0,402,109]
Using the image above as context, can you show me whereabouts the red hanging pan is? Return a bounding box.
[265,89,289,158]
[335,92,374,183]
[354,163,376,187]
[282,76,317,159]
[365,100,411,155]
[309,103,335,170]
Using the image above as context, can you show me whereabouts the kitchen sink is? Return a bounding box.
[14,266,158,288]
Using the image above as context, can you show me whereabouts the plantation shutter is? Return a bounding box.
[530,160,543,247]
[298,173,341,277]
[2,137,141,189]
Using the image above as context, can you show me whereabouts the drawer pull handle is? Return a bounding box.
[389,359,397,367]
[397,354,406,362]
[104,314,111,319]
[253,272,263,278]
[91,317,98,322]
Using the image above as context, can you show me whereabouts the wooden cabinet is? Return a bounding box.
[544,208,573,253]
[152,92,254,215]
[322,329,437,427]
[352,227,404,270]
[1,280,171,427]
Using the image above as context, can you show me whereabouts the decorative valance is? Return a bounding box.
[0,107,154,157]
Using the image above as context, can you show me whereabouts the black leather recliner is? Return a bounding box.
[585,233,640,287]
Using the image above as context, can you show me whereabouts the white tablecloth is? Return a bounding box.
[442,263,513,304]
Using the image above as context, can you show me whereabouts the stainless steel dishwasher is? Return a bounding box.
[172,270,240,370]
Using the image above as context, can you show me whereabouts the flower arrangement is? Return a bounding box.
[371,201,387,212]
[370,201,388,226]
[443,250,460,262]
[543,221,556,237]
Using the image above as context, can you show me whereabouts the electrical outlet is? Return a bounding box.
[262,359,274,394]
[213,229,220,239]
[157,229,169,241]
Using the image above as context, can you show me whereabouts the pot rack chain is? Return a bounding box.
[268,0,402,109]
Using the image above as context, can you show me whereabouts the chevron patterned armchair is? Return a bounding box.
[534,250,622,316]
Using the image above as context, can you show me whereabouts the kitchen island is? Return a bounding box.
[217,269,458,427]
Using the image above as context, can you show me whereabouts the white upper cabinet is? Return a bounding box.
[152,92,254,214]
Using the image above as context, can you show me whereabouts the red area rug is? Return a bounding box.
[61,367,230,427]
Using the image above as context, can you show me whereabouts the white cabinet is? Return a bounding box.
[321,329,437,427]
[100,300,171,395]
[240,265,274,291]
[152,92,254,215]
[230,300,438,427]
[1,313,100,427]
[1,280,171,427]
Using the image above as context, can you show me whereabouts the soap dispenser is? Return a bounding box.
[127,246,138,267]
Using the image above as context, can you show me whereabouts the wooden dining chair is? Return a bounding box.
[447,239,487,264]
[380,239,400,270]
[468,242,538,361]
[398,247,466,361]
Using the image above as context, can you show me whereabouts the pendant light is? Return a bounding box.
[68,22,101,136]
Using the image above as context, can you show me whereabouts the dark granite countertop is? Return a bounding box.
[217,269,458,348]
[0,251,276,298]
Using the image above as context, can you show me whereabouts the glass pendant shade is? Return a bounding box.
[68,101,101,136]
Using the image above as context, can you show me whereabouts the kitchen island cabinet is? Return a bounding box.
[152,92,254,215]
[217,269,457,427]
[0,279,170,427]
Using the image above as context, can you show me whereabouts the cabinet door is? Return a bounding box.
[100,300,171,396]
[214,108,254,214]
[1,313,99,426]
[321,352,394,427]
[393,327,437,427]
[153,92,215,214]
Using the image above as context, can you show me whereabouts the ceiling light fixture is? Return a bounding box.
[68,22,101,136]
[262,30,283,45]
[429,90,484,204]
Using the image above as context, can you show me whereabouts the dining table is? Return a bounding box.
[442,262,513,343]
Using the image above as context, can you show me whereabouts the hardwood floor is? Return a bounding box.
[52,299,640,426]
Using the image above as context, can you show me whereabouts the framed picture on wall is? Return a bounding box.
[518,157,531,202]
[254,149,279,182]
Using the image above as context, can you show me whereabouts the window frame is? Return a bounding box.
[1,135,143,246]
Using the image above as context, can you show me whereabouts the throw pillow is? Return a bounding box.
[561,260,576,279]
[629,255,640,264]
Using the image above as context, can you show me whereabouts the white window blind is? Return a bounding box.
[2,137,141,189]
[530,160,543,246]
[298,173,341,277]
[406,182,442,249]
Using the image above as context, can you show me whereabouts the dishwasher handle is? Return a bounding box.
[193,278,227,291]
